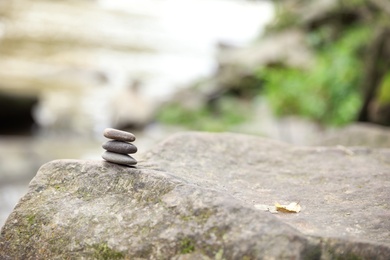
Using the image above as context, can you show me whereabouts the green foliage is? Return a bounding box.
[157,97,251,131]
[92,242,124,260]
[378,72,390,105]
[27,214,36,225]
[261,26,371,126]
[180,237,195,254]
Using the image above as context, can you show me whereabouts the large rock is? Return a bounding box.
[1,132,390,259]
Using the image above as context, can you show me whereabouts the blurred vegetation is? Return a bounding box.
[158,97,252,132]
[378,72,390,105]
[158,0,390,130]
[263,0,390,126]
[261,25,371,125]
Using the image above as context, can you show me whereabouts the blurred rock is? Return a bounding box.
[213,30,314,97]
[359,26,390,126]
[0,0,131,135]
[370,102,390,126]
[1,132,389,259]
[168,30,315,115]
[0,0,166,135]
[109,80,158,130]
[315,123,390,148]
[218,30,314,72]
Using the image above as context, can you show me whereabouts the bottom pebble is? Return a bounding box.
[102,151,137,166]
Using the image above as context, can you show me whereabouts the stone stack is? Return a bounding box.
[101,128,137,166]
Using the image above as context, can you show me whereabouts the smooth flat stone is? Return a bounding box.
[104,128,136,142]
[102,140,137,154]
[102,151,137,166]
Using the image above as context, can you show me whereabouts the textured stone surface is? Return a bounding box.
[101,151,137,166]
[102,140,137,154]
[1,132,390,259]
[103,128,136,142]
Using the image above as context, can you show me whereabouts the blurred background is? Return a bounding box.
[1,0,390,227]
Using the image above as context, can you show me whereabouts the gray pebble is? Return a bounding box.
[102,151,137,166]
[104,128,136,142]
[102,140,137,154]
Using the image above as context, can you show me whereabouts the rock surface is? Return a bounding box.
[1,132,390,259]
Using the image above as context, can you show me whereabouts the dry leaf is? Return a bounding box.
[275,202,301,213]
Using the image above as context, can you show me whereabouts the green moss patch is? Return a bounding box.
[179,237,195,254]
[91,242,124,260]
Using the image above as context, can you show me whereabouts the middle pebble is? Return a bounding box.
[102,140,138,154]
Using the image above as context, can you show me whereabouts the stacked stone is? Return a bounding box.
[101,128,138,166]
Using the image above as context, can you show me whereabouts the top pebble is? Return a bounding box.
[103,128,136,142]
